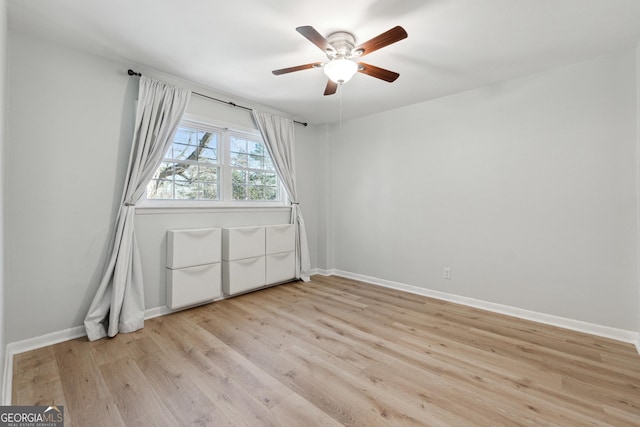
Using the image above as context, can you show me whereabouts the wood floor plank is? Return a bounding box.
[64,397,126,427]
[100,357,180,426]
[270,393,344,427]
[11,275,640,426]
[53,338,115,421]
[12,347,65,407]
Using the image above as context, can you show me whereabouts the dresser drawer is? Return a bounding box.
[222,226,265,261]
[222,256,266,295]
[166,263,221,309]
[265,224,295,255]
[266,251,296,284]
[167,228,221,269]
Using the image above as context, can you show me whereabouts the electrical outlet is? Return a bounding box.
[443,267,452,280]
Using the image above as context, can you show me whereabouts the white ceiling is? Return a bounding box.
[8,0,640,125]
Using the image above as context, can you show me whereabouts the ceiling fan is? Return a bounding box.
[272,25,408,96]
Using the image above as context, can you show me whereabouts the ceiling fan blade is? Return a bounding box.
[357,62,400,82]
[272,62,323,75]
[324,80,338,96]
[353,26,407,57]
[296,26,336,54]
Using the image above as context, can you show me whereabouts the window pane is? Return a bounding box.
[230,137,247,153]
[197,132,217,157]
[248,154,263,169]
[230,152,248,168]
[232,169,246,184]
[248,140,263,155]
[169,130,218,162]
[232,184,246,200]
[173,128,194,144]
[201,182,218,199]
[198,131,215,146]
[175,163,198,181]
[147,179,173,199]
[264,173,277,185]
[152,162,174,180]
[264,187,278,201]
[264,156,275,171]
[248,171,264,185]
[247,186,264,200]
[172,142,196,160]
[199,147,217,163]
[199,166,218,183]
[174,180,198,199]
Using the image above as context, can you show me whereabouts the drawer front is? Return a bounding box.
[166,263,221,309]
[222,226,265,261]
[167,228,221,269]
[266,251,296,285]
[265,224,295,255]
[222,256,266,295]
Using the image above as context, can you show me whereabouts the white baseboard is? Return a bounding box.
[325,269,640,350]
[310,267,332,277]
[144,305,173,320]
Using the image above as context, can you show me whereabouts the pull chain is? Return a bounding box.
[338,83,344,128]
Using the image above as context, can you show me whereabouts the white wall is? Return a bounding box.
[6,32,136,343]
[5,31,322,343]
[329,49,639,331]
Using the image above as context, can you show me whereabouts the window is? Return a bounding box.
[146,120,282,205]
[147,127,220,200]
[229,135,279,201]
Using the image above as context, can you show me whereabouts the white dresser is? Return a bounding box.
[166,228,222,309]
[222,224,296,296]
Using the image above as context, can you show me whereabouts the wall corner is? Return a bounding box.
[636,41,640,342]
[0,0,8,405]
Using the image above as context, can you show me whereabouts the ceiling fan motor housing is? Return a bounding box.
[326,31,356,59]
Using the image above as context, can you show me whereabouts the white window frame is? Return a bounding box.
[138,115,288,209]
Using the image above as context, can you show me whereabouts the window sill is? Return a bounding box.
[135,203,292,215]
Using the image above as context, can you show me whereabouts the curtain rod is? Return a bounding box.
[127,69,308,127]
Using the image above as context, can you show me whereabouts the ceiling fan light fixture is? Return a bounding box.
[323,58,358,84]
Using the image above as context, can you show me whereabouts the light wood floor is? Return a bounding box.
[12,275,640,426]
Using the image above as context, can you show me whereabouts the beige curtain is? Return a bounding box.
[252,110,311,281]
[84,76,191,340]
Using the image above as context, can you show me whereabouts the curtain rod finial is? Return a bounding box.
[128,69,142,77]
